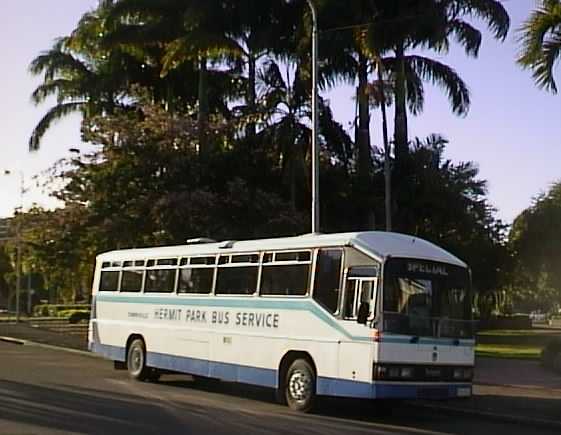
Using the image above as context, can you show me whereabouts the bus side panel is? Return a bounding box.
[145,324,211,377]
[92,300,134,361]
[206,306,342,389]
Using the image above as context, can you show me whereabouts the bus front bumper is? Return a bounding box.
[317,378,472,400]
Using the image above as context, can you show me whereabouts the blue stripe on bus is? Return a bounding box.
[91,342,126,361]
[147,351,278,388]
[90,342,468,399]
[95,294,473,347]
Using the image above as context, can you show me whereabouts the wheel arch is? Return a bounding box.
[125,333,145,357]
[277,350,317,389]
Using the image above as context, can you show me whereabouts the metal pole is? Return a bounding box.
[27,270,32,315]
[377,59,392,231]
[15,172,24,322]
[306,0,319,234]
[15,218,21,323]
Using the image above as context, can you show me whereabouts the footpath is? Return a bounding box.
[1,322,560,428]
[419,357,561,429]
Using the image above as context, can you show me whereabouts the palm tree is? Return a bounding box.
[28,2,146,150]
[518,0,561,93]
[319,1,378,185]
[29,37,116,151]
[104,1,293,153]
[256,59,353,211]
[374,0,510,163]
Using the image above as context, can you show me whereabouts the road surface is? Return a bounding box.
[0,341,557,435]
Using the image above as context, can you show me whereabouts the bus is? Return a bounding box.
[89,231,475,412]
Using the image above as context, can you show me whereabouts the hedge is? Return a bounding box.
[33,304,90,318]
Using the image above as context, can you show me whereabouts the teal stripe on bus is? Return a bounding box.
[95,293,371,342]
[95,294,473,346]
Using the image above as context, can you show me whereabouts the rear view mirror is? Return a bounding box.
[357,302,369,325]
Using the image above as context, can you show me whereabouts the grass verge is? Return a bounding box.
[476,343,542,360]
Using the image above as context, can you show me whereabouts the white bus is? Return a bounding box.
[89,232,475,411]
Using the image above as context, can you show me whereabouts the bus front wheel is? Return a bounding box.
[127,338,151,381]
[284,359,316,412]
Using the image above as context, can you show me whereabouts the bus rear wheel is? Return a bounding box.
[284,359,316,412]
[127,338,151,381]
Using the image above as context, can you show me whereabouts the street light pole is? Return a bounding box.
[3,170,24,322]
[306,0,319,234]
[285,0,319,233]
[15,171,24,323]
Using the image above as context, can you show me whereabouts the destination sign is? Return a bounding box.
[407,262,449,276]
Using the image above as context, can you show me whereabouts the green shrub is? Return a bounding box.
[69,310,91,323]
[33,305,50,317]
[33,304,90,318]
[57,309,90,323]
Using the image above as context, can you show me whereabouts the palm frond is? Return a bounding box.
[29,46,92,81]
[517,1,561,92]
[30,79,84,104]
[448,19,482,56]
[29,102,86,151]
[452,0,510,41]
[408,55,471,116]
[532,29,561,92]
[404,65,425,116]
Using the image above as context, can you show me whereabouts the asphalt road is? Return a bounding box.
[0,342,557,435]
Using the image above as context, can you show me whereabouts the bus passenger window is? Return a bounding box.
[99,271,119,292]
[121,270,143,292]
[178,268,214,294]
[215,266,258,295]
[261,264,310,296]
[145,269,176,293]
[313,249,342,313]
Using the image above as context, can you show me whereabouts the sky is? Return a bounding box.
[0,0,560,225]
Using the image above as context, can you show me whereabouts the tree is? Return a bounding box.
[0,244,14,308]
[509,181,561,312]
[393,134,509,296]
[518,0,561,93]
[375,0,509,163]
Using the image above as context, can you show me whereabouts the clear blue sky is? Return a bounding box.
[0,0,559,225]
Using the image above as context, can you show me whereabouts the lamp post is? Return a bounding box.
[307,0,319,234]
[288,0,319,234]
[3,170,24,322]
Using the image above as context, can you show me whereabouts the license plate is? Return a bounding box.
[457,387,471,397]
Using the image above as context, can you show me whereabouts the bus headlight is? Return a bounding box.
[374,364,416,380]
[400,367,414,379]
[453,367,474,381]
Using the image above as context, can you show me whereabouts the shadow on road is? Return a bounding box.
[156,374,561,434]
[0,378,187,434]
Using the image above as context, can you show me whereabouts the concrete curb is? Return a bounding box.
[0,336,26,345]
[412,401,561,431]
[0,335,100,359]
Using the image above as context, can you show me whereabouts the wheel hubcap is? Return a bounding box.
[130,347,143,374]
[288,369,312,402]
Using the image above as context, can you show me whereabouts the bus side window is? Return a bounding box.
[313,249,343,313]
[99,271,119,292]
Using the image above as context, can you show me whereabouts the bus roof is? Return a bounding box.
[97,232,467,268]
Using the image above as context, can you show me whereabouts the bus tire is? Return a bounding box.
[284,359,316,412]
[127,338,150,381]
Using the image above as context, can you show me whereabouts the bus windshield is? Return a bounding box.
[382,258,473,339]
